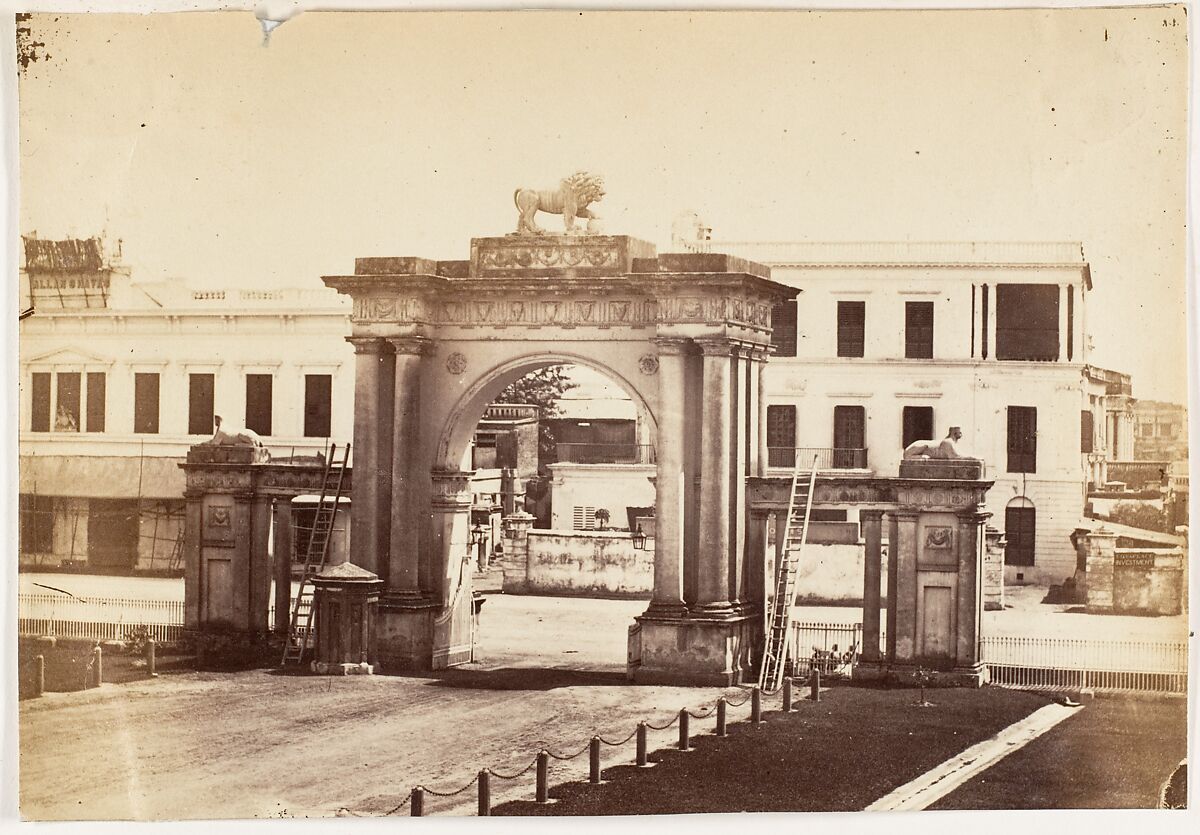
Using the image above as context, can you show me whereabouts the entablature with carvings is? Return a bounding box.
[747,475,993,512]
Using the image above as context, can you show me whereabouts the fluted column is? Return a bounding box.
[695,337,734,615]
[346,337,395,579]
[860,509,884,663]
[648,336,688,616]
[388,335,431,596]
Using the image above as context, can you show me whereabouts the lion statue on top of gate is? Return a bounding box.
[513,172,605,235]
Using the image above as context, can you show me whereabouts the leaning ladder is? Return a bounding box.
[282,443,351,666]
[758,453,819,693]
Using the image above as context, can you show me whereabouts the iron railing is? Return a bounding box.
[18,593,187,643]
[979,635,1187,694]
[767,447,868,470]
[555,443,656,465]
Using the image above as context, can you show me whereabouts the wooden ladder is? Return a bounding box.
[281,444,350,666]
[758,453,819,693]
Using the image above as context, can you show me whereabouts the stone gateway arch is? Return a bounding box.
[322,234,797,684]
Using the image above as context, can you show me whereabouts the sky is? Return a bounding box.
[11,7,1190,402]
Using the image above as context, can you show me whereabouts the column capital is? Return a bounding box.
[694,336,737,356]
[346,336,392,355]
[859,508,886,523]
[430,468,475,509]
[652,335,691,355]
[388,335,434,356]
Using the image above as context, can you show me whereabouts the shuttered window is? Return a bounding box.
[1080,410,1094,454]
[134,373,160,434]
[905,302,934,359]
[771,299,797,357]
[766,404,797,467]
[996,284,1059,361]
[1005,506,1036,566]
[86,372,106,432]
[245,374,273,436]
[189,374,215,435]
[572,506,597,531]
[56,372,81,432]
[836,301,865,358]
[1007,406,1037,473]
[31,373,51,432]
[833,405,866,468]
[304,374,333,438]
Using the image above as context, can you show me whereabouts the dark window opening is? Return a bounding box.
[1007,406,1037,473]
[766,404,797,467]
[971,285,976,358]
[833,404,866,468]
[304,374,333,438]
[189,374,215,435]
[837,301,865,358]
[134,373,160,434]
[20,494,54,553]
[1067,285,1075,361]
[55,372,80,432]
[995,284,1059,361]
[31,372,51,432]
[771,299,798,357]
[88,498,139,570]
[245,374,273,436]
[981,284,990,359]
[904,301,934,359]
[1080,410,1094,454]
[86,372,106,432]
[810,509,848,522]
[1005,505,1036,566]
[902,406,935,449]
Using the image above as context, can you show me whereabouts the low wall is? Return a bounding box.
[1112,549,1186,615]
[505,529,653,598]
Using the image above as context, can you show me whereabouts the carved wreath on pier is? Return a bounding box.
[445,352,468,375]
[639,355,659,375]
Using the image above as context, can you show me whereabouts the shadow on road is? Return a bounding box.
[420,666,629,691]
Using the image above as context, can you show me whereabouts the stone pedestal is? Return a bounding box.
[310,562,383,675]
[630,612,756,686]
[983,525,1006,611]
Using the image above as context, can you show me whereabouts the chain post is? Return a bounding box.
[751,685,763,724]
[678,709,689,750]
[35,655,45,698]
[410,787,424,817]
[782,677,793,712]
[92,645,103,688]
[589,737,602,784]
[811,668,821,702]
[478,770,491,816]
[716,698,727,736]
[636,722,648,766]
[146,637,157,677]
[536,751,549,803]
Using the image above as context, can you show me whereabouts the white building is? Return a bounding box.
[20,234,1136,586]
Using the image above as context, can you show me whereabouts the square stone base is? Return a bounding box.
[888,662,987,689]
[311,660,374,676]
[375,598,439,673]
[629,611,757,686]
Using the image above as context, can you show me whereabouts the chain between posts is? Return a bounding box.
[420,774,480,798]
[546,740,593,761]
[488,757,541,780]
[596,727,639,747]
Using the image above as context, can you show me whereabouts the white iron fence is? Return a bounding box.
[18,593,187,644]
[979,635,1188,694]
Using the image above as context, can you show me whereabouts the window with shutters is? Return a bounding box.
[904,302,934,359]
[833,405,866,468]
[837,301,865,358]
[572,506,597,531]
[1080,410,1094,453]
[766,404,797,467]
[771,299,797,357]
[189,374,215,435]
[133,373,160,434]
[19,494,54,554]
[55,372,81,431]
[86,372,106,432]
[1007,406,1037,473]
[1005,505,1036,566]
[902,406,934,450]
[31,372,51,432]
[245,374,273,436]
[996,284,1059,361]
[304,374,333,438]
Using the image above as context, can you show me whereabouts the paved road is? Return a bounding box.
[19,595,754,820]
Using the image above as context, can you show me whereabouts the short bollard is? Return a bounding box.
[535,751,549,803]
[716,698,727,737]
[589,737,602,784]
[635,722,648,766]
[35,655,45,698]
[751,686,763,724]
[410,787,425,817]
[146,638,157,677]
[782,677,793,712]
[678,709,690,750]
[92,645,103,688]
[810,668,821,702]
[478,769,491,816]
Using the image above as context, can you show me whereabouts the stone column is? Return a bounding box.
[745,509,768,610]
[755,347,770,476]
[387,335,431,597]
[860,509,885,663]
[183,491,203,630]
[346,337,394,579]
[272,498,293,635]
[430,469,475,669]
[647,336,688,616]
[500,511,535,593]
[885,512,899,663]
[695,337,734,615]
[730,344,751,607]
[1083,527,1118,611]
[747,349,764,476]
[984,284,997,360]
[250,494,273,633]
[955,512,987,670]
[983,525,1006,611]
[1058,283,1069,361]
[892,512,920,663]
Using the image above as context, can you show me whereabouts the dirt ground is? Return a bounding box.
[19,595,753,820]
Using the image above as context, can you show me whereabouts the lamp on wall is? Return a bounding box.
[631,524,648,550]
[469,523,489,547]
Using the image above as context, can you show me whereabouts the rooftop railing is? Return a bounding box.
[555,443,656,465]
